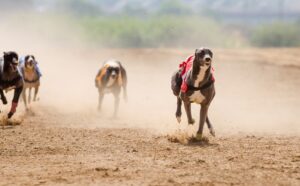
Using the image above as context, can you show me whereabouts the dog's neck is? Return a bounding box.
[24,66,35,72]
[191,60,211,88]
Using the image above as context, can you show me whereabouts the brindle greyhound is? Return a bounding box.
[171,48,215,139]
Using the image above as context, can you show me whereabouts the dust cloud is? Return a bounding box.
[0,15,299,136]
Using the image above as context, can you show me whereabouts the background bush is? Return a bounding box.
[251,22,300,47]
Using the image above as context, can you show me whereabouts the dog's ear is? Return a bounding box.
[195,47,205,53]
[208,49,213,58]
[25,55,30,62]
[3,52,7,56]
[117,68,123,86]
[96,64,109,87]
[116,61,125,86]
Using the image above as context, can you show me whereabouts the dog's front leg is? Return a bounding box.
[0,89,7,114]
[33,86,39,101]
[0,89,7,105]
[28,87,32,104]
[175,97,182,123]
[113,93,120,118]
[22,89,28,109]
[8,86,23,119]
[98,90,104,111]
[183,101,195,124]
[123,86,128,102]
[206,116,215,137]
[196,105,209,139]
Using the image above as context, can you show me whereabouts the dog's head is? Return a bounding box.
[24,55,36,70]
[194,48,213,67]
[96,60,124,88]
[105,62,121,81]
[3,51,19,73]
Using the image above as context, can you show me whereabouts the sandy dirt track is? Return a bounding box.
[0,48,300,185]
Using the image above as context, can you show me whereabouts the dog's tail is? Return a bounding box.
[171,70,182,96]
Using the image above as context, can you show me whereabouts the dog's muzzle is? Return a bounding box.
[204,57,211,65]
[10,63,19,72]
[111,71,117,79]
[204,57,211,62]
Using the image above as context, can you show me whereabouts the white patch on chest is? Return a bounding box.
[106,77,116,87]
[189,64,209,104]
[189,91,205,104]
[193,65,209,87]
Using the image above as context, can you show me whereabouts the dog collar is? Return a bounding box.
[24,78,39,83]
[188,75,215,91]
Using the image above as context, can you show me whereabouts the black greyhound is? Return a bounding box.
[171,48,216,139]
[0,51,23,118]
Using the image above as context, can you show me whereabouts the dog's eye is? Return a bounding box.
[208,50,213,58]
[200,51,205,56]
[196,51,205,58]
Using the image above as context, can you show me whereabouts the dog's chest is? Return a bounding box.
[24,69,38,81]
[101,78,118,94]
[106,77,116,87]
[193,65,209,86]
[189,91,205,104]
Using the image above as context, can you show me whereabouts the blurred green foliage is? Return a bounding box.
[79,15,243,48]
[2,0,300,48]
[251,22,300,47]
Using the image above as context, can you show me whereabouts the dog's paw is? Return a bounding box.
[176,116,181,123]
[1,97,7,105]
[209,127,215,137]
[195,133,209,141]
[188,118,195,125]
[7,112,14,119]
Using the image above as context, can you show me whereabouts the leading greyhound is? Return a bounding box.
[171,48,216,139]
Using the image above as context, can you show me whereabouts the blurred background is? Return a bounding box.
[1,0,300,48]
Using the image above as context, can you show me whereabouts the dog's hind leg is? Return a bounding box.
[33,86,39,101]
[175,97,182,123]
[183,102,195,124]
[206,116,215,137]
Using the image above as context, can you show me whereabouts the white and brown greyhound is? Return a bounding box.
[19,55,41,109]
[95,60,127,117]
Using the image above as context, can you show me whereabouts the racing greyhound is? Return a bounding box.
[95,60,127,117]
[171,48,216,139]
[0,51,23,119]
